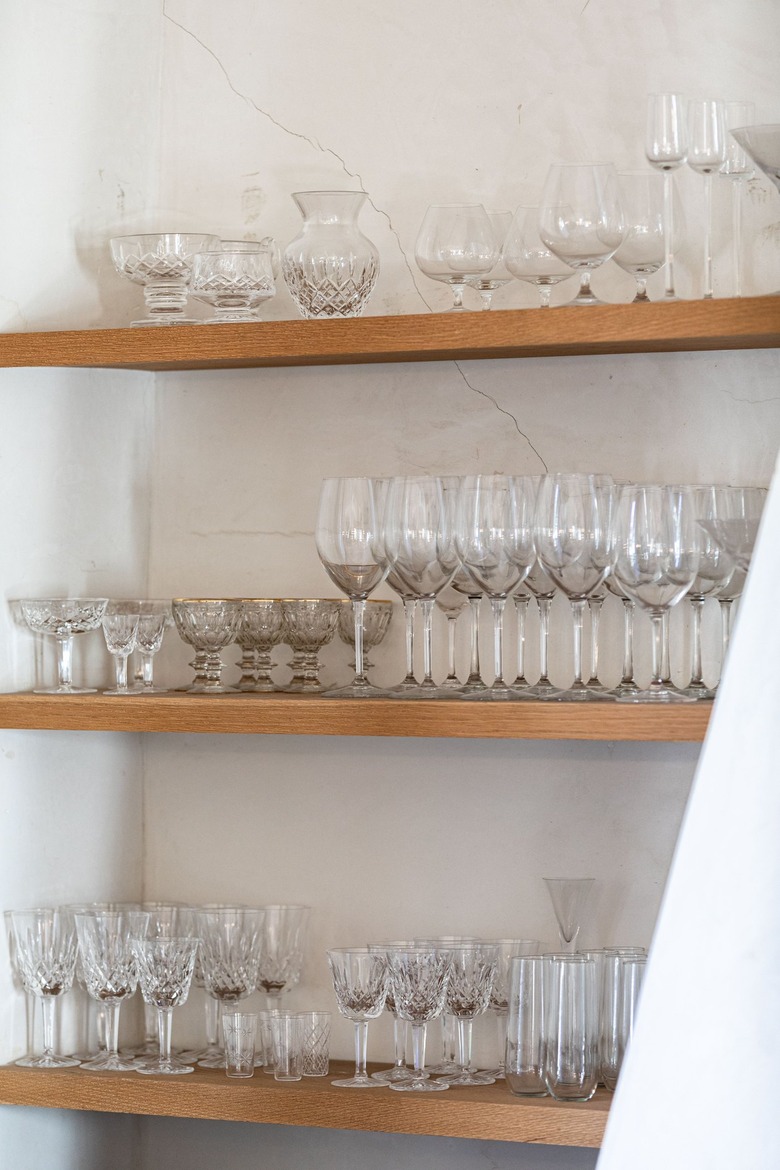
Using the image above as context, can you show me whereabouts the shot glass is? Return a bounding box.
[271,1011,304,1082]
[298,1010,331,1077]
[543,955,598,1102]
[222,1010,258,1079]
[505,956,547,1097]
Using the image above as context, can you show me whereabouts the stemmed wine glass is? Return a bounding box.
[195,906,265,1068]
[687,99,727,299]
[539,164,625,305]
[680,486,736,699]
[465,210,514,309]
[543,877,595,952]
[384,945,453,1092]
[19,597,109,694]
[315,477,387,697]
[257,904,311,1006]
[720,102,756,297]
[613,483,701,702]
[414,204,497,311]
[454,475,537,699]
[533,474,617,700]
[434,584,469,693]
[645,93,687,300]
[613,172,666,301]
[132,935,200,1075]
[604,573,639,698]
[102,606,141,695]
[367,939,417,1084]
[503,206,575,307]
[326,947,388,1088]
[10,907,81,1068]
[74,908,150,1071]
[437,942,498,1086]
[135,601,172,693]
[381,475,459,697]
[523,562,558,697]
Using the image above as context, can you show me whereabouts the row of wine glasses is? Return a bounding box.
[315,475,766,703]
[5,903,311,1074]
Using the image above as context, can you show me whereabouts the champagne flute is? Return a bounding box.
[414,204,497,311]
[315,477,386,698]
[687,99,727,299]
[645,93,687,299]
[504,205,575,307]
[539,164,625,305]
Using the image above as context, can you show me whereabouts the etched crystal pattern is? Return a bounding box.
[283,255,379,319]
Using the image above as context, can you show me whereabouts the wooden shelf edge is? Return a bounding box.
[0,1064,609,1147]
[0,297,777,370]
[0,692,710,741]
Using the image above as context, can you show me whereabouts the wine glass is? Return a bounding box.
[699,485,768,573]
[189,248,275,323]
[74,908,150,1071]
[539,164,625,305]
[503,205,575,307]
[680,486,736,699]
[384,945,453,1092]
[437,942,498,1086]
[315,477,387,698]
[135,601,172,693]
[326,947,388,1088]
[543,877,595,952]
[171,598,243,692]
[434,584,469,693]
[381,476,459,697]
[721,102,756,297]
[533,474,617,700]
[367,939,417,1084]
[645,93,687,299]
[257,904,311,1006]
[454,475,537,699]
[464,210,514,309]
[195,906,265,1068]
[102,606,141,695]
[131,935,200,1075]
[613,484,701,702]
[613,173,666,302]
[10,907,81,1068]
[19,597,109,694]
[109,232,221,325]
[687,99,728,299]
[523,562,559,697]
[604,573,639,698]
[414,204,497,311]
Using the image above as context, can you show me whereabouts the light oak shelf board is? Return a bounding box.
[0,1064,609,1146]
[0,297,777,371]
[0,693,711,740]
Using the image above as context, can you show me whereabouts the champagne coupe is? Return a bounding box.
[195,906,265,1068]
[539,164,625,305]
[680,486,736,699]
[543,877,595,952]
[465,210,514,309]
[720,102,756,296]
[645,93,687,299]
[19,597,108,694]
[10,907,80,1068]
[384,945,453,1092]
[280,598,340,693]
[381,476,459,697]
[235,599,284,692]
[503,205,575,307]
[74,909,149,1071]
[613,484,701,702]
[132,936,200,1074]
[189,248,275,323]
[687,99,728,299]
[613,172,666,301]
[455,475,537,699]
[102,606,140,695]
[172,598,243,693]
[336,599,393,678]
[135,601,172,693]
[109,232,220,326]
[437,942,498,1086]
[315,477,387,698]
[730,124,780,194]
[533,474,617,700]
[326,947,388,1088]
[414,204,497,311]
[257,904,311,1006]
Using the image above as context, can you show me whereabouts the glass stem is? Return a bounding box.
[538,286,553,308]
[411,1022,427,1078]
[495,1009,508,1073]
[588,596,603,684]
[446,615,458,682]
[571,599,586,686]
[578,272,593,299]
[141,652,155,687]
[663,170,676,297]
[420,597,435,686]
[719,597,734,672]
[393,1015,407,1069]
[661,610,673,685]
[451,284,465,310]
[467,596,482,684]
[104,1000,121,1058]
[158,1007,173,1066]
[115,653,129,691]
[457,1017,473,1073]
[733,180,743,297]
[40,995,56,1059]
[514,595,529,684]
[402,598,416,683]
[480,290,493,310]
[352,598,367,683]
[703,172,714,298]
[622,599,636,685]
[205,993,219,1047]
[538,596,552,685]
[689,597,705,686]
[354,1019,369,1080]
[56,636,74,688]
[650,613,665,687]
[490,597,506,686]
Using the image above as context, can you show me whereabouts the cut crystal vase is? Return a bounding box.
[282,191,379,318]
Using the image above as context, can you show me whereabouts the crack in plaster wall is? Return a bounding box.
[453,361,549,471]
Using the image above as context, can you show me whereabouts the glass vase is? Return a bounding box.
[282,191,379,318]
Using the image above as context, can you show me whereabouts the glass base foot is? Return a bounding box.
[390,1076,449,1091]
[617,687,696,703]
[16,1053,81,1068]
[135,1060,195,1075]
[131,317,202,327]
[331,1075,386,1088]
[33,686,97,695]
[80,1053,140,1072]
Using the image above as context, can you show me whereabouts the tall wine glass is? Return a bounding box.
[11,908,80,1068]
[384,945,453,1092]
[504,206,575,306]
[437,942,498,1086]
[132,935,200,1075]
[613,172,666,302]
[414,204,497,311]
[687,99,727,299]
[645,93,687,300]
[465,210,514,309]
[454,475,537,699]
[534,474,617,700]
[539,164,625,305]
[680,486,736,699]
[315,477,386,698]
[257,904,311,1006]
[75,909,149,1071]
[721,102,756,297]
[327,947,388,1088]
[523,562,558,697]
[381,476,459,697]
[613,484,701,702]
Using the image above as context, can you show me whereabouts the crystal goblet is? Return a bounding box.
[234,598,284,692]
[131,936,200,1075]
[257,903,311,1006]
[109,232,220,326]
[190,248,275,323]
[384,945,452,1092]
[437,942,498,1086]
[19,597,108,694]
[102,606,141,695]
[11,907,81,1068]
[327,947,388,1088]
[74,909,150,1071]
[172,598,243,693]
[194,906,265,1068]
[280,598,341,693]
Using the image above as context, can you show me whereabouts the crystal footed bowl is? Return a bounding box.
[110,232,221,326]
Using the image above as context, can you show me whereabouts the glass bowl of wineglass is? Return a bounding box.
[415,204,497,311]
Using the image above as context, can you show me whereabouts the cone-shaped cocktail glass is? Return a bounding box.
[543,877,595,952]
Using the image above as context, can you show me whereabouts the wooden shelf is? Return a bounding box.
[0,297,777,371]
[0,692,710,740]
[0,1063,609,1147]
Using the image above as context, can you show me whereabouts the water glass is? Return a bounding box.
[271,1011,305,1081]
[298,1010,331,1076]
[222,1010,258,1078]
[505,956,547,1097]
[543,955,598,1101]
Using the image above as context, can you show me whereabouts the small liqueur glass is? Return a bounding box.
[234,599,284,692]
[135,601,172,694]
[280,598,341,693]
[102,607,141,695]
[109,232,220,325]
[326,947,388,1088]
[190,248,275,323]
[172,598,243,693]
[19,597,108,694]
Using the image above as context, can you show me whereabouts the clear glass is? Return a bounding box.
[414,204,497,311]
[190,248,275,323]
[680,486,737,699]
[503,205,575,307]
[645,93,687,299]
[19,597,108,694]
[539,164,625,305]
[109,232,220,325]
[464,210,514,309]
[601,953,647,1091]
[132,936,199,1075]
[487,939,541,1078]
[730,124,780,194]
[720,102,756,297]
[384,946,453,1092]
[195,907,265,1068]
[543,955,599,1101]
[433,585,468,694]
[257,904,311,1006]
[234,599,284,692]
[327,948,388,1088]
[437,943,498,1086]
[134,601,172,693]
[282,191,379,318]
[171,598,243,693]
[687,99,728,299]
[222,1010,258,1078]
[74,909,150,1071]
[102,607,141,695]
[367,940,417,1084]
[280,598,340,693]
[505,956,547,1096]
[543,877,595,951]
[11,908,80,1068]
[613,172,666,301]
